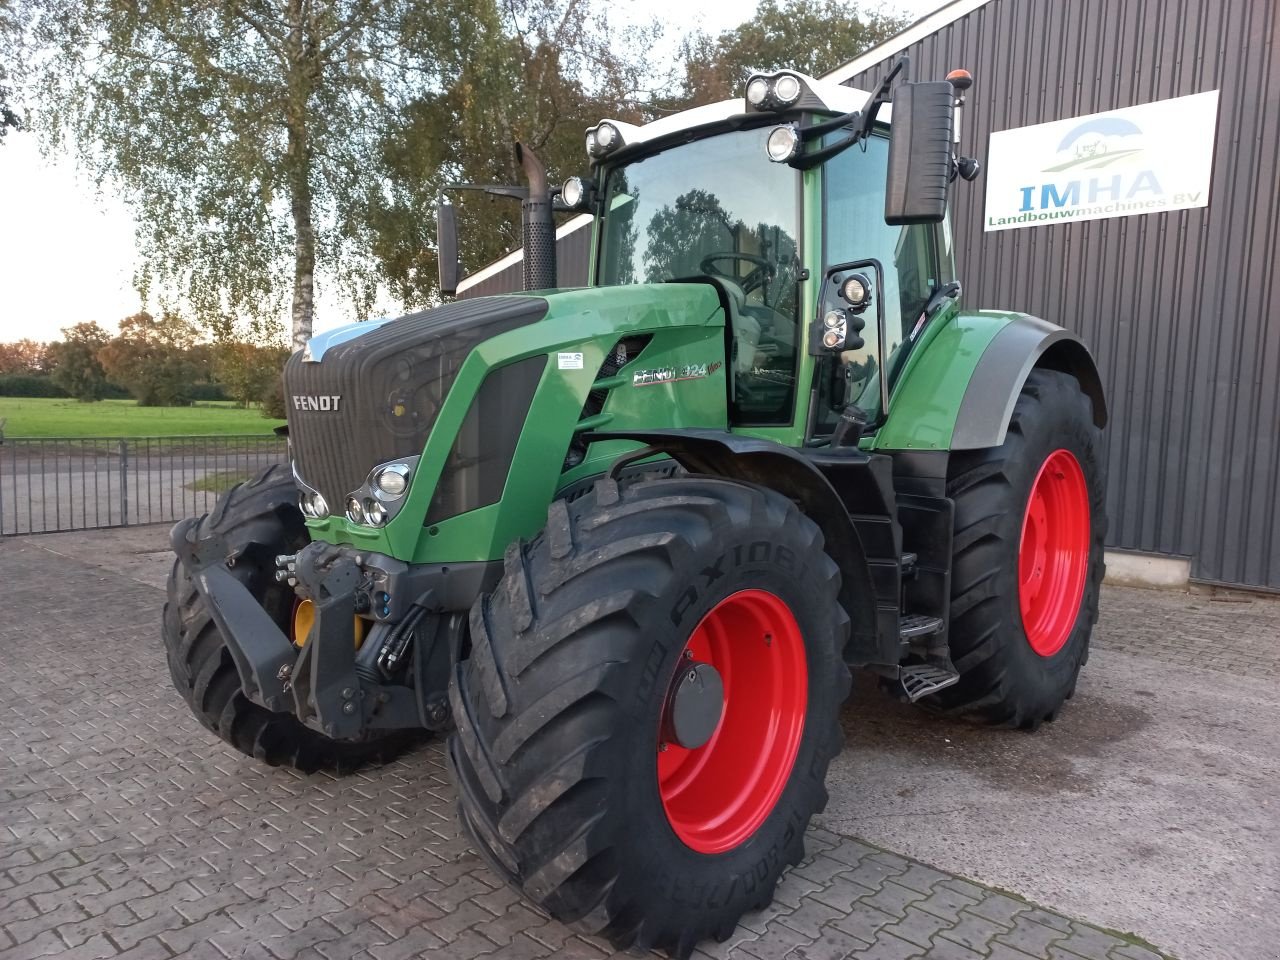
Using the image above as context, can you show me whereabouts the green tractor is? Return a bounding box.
[165,60,1106,957]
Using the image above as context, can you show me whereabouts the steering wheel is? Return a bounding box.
[700,252,776,296]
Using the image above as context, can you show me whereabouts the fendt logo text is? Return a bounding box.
[292,395,341,411]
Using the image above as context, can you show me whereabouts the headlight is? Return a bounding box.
[746,77,769,106]
[585,130,597,157]
[363,498,387,527]
[299,490,329,519]
[371,462,411,500]
[766,125,801,163]
[346,496,365,524]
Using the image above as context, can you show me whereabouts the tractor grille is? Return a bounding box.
[283,297,548,510]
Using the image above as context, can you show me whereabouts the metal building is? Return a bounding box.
[458,0,1280,592]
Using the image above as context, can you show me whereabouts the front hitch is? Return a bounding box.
[171,517,296,712]
[171,522,423,739]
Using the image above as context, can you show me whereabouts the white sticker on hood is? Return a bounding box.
[557,352,584,370]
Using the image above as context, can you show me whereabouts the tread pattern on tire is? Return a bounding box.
[935,369,1107,728]
[162,464,414,773]
[449,476,850,957]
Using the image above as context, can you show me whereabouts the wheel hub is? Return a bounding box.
[666,661,724,750]
[657,588,808,854]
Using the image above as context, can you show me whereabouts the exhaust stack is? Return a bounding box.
[516,142,556,291]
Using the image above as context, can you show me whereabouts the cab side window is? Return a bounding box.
[825,135,939,346]
[815,134,940,435]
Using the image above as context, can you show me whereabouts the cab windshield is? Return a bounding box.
[597,126,802,424]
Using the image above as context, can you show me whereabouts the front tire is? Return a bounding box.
[162,464,414,773]
[933,369,1106,727]
[448,476,850,957]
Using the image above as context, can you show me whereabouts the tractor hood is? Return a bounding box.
[285,296,549,511]
[284,283,727,561]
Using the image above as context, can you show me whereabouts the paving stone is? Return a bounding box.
[789,925,874,959]
[940,913,1013,952]
[1050,923,1127,960]
[913,885,981,924]
[882,906,955,949]
[831,903,900,944]
[994,917,1067,957]
[1109,945,1165,960]
[858,931,926,960]
[919,938,987,959]
[892,865,952,896]
[777,897,848,938]
[967,892,1028,927]
[811,877,879,914]
[740,920,816,960]
[862,881,927,920]
[365,925,447,960]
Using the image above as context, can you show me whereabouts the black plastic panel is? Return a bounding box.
[425,355,548,525]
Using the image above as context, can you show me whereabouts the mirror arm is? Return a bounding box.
[789,131,865,171]
[799,108,861,142]
[790,57,911,171]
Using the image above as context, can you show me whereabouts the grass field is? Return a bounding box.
[0,398,285,438]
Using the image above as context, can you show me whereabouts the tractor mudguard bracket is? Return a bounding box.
[170,517,296,712]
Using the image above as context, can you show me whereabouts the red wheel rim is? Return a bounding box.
[1019,449,1090,657]
[658,589,807,854]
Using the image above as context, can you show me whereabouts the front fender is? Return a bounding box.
[585,428,891,662]
[874,310,1107,452]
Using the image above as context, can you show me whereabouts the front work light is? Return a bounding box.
[746,77,769,106]
[345,497,366,524]
[561,176,585,208]
[766,125,801,163]
[773,73,801,103]
[587,122,623,159]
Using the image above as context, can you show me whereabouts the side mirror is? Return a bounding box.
[436,201,461,297]
[884,81,954,225]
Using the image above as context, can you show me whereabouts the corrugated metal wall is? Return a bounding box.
[456,222,593,299]
[844,0,1280,590]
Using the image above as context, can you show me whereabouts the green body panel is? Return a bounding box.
[304,284,727,563]
[869,307,1025,451]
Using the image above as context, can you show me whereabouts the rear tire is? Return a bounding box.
[931,370,1106,727]
[448,476,850,958]
[162,464,415,773]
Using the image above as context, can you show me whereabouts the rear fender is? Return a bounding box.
[874,311,1107,452]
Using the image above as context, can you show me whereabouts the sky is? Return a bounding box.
[0,0,945,344]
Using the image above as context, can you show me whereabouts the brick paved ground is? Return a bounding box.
[0,534,1235,960]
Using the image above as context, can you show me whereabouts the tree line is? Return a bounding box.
[0,315,289,415]
[1,0,906,345]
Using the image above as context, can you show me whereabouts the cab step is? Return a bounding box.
[898,663,961,702]
[899,613,944,639]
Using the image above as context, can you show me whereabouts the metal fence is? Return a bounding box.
[0,435,289,536]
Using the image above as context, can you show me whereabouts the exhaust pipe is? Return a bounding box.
[515,142,556,291]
